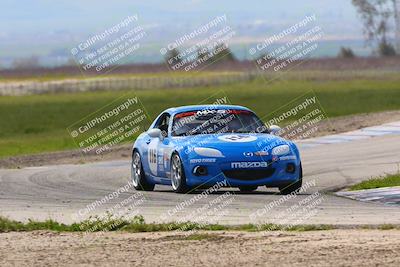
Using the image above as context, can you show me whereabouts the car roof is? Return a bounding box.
[164,105,252,115]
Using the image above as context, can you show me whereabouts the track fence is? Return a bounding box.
[0,72,260,96]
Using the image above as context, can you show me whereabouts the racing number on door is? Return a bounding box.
[148,139,158,175]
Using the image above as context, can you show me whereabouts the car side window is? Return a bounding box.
[153,113,170,137]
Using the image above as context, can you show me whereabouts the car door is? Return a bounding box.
[145,112,171,178]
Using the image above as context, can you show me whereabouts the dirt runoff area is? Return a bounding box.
[1,230,400,266]
[2,110,400,169]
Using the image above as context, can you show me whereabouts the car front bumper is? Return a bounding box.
[183,157,301,187]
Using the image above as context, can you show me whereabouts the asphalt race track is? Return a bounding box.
[1,133,400,226]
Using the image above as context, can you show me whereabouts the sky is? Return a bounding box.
[1,0,361,34]
[0,0,366,65]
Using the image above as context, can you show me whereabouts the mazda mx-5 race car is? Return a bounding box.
[131,105,302,194]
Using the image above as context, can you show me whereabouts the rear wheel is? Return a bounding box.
[131,150,154,191]
[171,153,190,193]
[239,185,258,192]
[279,163,302,195]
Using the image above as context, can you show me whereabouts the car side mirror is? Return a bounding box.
[148,128,163,140]
[269,125,282,136]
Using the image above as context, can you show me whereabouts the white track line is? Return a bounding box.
[297,120,400,149]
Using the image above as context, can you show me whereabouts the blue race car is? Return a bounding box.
[131,105,302,194]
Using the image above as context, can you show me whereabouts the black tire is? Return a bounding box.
[131,150,155,191]
[239,185,258,192]
[279,163,302,195]
[170,153,190,193]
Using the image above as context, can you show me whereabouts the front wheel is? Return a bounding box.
[131,150,154,191]
[279,163,302,195]
[170,153,190,193]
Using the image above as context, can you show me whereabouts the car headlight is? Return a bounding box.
[193,147,224,158]
[271,145,290,156]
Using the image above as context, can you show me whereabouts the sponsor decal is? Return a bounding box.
[157,148,165,172]
[243,151,269,157]
[163,151,169,169]
[218,134,257,143]
[196,109,227,116]
[254,151,269,156]
[190,158,217,163]
[279,155,297,161]
[149,149,157,164]
[231,161,268,168]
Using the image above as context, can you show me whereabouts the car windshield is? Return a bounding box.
[171,109,268,136]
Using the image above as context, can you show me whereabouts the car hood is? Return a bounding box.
[173,133,293,157]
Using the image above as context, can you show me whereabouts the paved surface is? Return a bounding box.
[337,187,400,205]
[298,120,400,148]
[1,131,400,225]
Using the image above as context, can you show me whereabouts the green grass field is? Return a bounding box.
[0,215,335,233]
[349,173,400,191]
[1,74,400,158]
[1,214,399,233]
